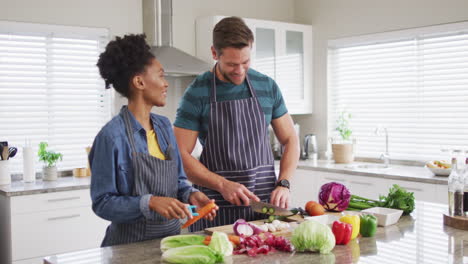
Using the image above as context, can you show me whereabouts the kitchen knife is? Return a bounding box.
[250,200,295,216]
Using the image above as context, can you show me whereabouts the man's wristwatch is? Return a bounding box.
[276,179,290,189]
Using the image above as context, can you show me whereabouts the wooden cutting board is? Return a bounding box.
[204,220,295,237]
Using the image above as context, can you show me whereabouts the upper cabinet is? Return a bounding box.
[196,16,313,114]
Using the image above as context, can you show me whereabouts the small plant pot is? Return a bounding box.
[332,143,354,164]
[43,166,58,181]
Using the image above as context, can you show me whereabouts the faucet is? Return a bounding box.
[375,126,390,167]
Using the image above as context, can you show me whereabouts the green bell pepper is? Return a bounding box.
[360,214,377,237]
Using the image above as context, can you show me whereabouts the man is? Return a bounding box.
[174,17,299,231]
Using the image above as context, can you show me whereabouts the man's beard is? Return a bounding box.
[218,64,244,85]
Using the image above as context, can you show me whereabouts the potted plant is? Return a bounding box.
[38,142,63,181]
[331,111,354,163]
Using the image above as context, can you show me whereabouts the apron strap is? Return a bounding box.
[210,63,258,103]
[122,107,138,154]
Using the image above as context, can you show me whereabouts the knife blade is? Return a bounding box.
[250,199,294,216]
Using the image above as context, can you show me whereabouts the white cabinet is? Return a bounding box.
[0,189,109,264]
[290,169,318,208]
[388,179,438,203]
[347,175,388,200]
[196,16,313,114]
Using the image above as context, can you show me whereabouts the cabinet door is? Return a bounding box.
[249,20,279,80]
[290,169,318,208]
[11,206,108,261]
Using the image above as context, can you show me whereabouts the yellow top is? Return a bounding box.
[147,129,166,160]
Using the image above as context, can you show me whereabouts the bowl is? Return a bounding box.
[304,215,329,225]
[425,165,451,176]
[361,207,403,226]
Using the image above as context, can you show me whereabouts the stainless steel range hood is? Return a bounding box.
[143,0,211,77]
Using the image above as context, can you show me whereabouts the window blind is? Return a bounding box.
[328,22,468,162]
[0,21,110,173]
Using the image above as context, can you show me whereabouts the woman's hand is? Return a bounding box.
[189,192,218,221]
[149,196,192,220]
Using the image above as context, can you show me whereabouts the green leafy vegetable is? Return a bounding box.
[208,232,233,256]
[347,184,415,215]
[380,184,415,215]
[162,245,224,264]
[291,220,336,254]
[160,235,205,252]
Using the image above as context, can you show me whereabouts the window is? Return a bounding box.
[328,22,468,162]
[0,21,110,173]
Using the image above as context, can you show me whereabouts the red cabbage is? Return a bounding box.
[318,182,351,212]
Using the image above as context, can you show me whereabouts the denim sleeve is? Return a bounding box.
[89,132,144,224]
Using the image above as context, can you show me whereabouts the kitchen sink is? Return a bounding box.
[346,164,391,170]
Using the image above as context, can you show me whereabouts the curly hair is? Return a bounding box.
[96,34,154,98]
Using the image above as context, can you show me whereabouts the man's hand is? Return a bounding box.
[270,187,290,209]
[218,179,260,206]
[189,192,218,221]
[149,196,192,220]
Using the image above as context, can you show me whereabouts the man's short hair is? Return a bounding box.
[213,16,254,55]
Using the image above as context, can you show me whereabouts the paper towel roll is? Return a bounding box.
[23,146,35,182]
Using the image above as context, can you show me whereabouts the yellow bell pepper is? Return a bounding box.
[339,215,360,239]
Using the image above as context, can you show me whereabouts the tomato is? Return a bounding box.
[305,201,325,216]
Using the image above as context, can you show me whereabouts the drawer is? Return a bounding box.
[348,175,388,200]
[11,189,91,215]
[389,180,437,203]
[11,206,108,261]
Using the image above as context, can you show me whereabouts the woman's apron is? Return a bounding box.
[101,108,180,246]
[190,65,277,232]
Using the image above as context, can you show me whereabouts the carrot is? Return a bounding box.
[181,202,217,229]
[205,236,212,241]
[228,235,241,246]
[203,240,210,245]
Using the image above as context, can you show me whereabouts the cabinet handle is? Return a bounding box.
[401,187,423,192]
[325,177,345,182]
[350,181,373,186]
[47,196,80,202]
[47,214,80,221]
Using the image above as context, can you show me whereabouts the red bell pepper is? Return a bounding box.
[332,220,352,245]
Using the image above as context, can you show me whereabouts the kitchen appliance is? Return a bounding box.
[269,124,300,160]
[302,134,318,161]
[143,0,212,76]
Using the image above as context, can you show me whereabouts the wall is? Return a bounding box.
[0,0,143,114]
[293,0,468,158]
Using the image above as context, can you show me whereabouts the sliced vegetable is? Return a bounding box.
[339,215,360,240]
[332,221,352,245]
[268,207,275,214]
[160,234,206,252]
[181,202,217,229]
[262,206,268,213]
[290,220,336,254]
[233,233,294,256]
[319,182,351,212]
[162,245,224,264]
[232,219,264,236]
[360,214,377,237]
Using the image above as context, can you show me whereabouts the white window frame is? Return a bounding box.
[0,21,111,174]
[328,21,468,162]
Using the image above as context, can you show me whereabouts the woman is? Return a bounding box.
[90,34,217,247]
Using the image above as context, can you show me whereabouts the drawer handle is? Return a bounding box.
[350,181,373,186]
[47,214,80,221]
[47,196,81,202]
[325,177,345,182]
[401,187,423,192]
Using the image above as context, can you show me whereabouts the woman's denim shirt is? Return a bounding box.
[89,106,197,223]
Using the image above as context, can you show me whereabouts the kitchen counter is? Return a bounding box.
[0,176,91,196]
[293,160,449,185]
[43,201,467,263]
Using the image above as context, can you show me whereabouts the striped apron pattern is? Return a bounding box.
[190,65,277,232]
[101,107,180,246]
